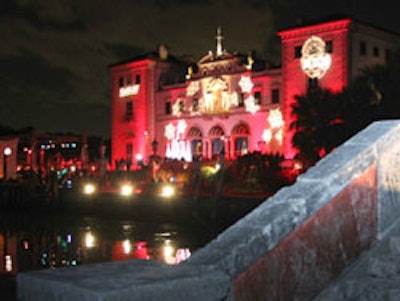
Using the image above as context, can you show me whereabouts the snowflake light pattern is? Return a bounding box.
[239,76,253,93]
[262,129,272,143]
[268,108,284,128]
[245,96,259,114]
[164,123,175,140]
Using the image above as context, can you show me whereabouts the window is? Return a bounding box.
[135,75,141,84]
[238,93,245,107]
[271,89,280,104]
[295,46,302,58]
[126,101,133,120]
[254,91,262,105]
[212,138,223,157]
[119,77,124,87]
[235,137,248,156]
[191,140,202,156]
[373,46,379,57]
[179,100,185,113]
[165,101,171,115]
[127,75,132,85]
[360,41,367,56]
[326,41,333,53]
[192,98,199,112]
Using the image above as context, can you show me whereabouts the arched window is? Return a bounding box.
[232,122,250,156]
[209,125,225,158]
[187,127,203,157]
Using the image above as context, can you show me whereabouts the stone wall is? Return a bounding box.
[235,165,377,301]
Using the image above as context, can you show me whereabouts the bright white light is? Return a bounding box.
[275,129,283,145]
[268,108,284,129]
[245,96,260,114]
[120,184,134,196]
[123,239,132,254]
[70,166,76,172]
[165,120,191,161]
[83,183,96,195]
[163,240,176,264]
[5,255,12,272]
[239,76,253,93]
[85,232,95,248]
[300,36,331,79]
[165,123,175,140]
[160,185,175,198]
[3,147,12,156]
[136,154,143,161]
[119,85,139,97]
[262,129,272,143]
[175,248,191,264]
[176,120,187,136]
[294,162,303,170]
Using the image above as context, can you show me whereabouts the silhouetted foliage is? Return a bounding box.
[291,50,400,168]
[291,86,344,167]
[225,152,288,194]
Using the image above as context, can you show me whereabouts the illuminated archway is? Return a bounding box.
[187,126,203,159]
[208,125,225,158]
[232,122,250,157]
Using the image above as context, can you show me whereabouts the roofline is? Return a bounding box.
[278,18,352,39]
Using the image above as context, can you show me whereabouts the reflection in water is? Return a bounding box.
[0,211,207,278]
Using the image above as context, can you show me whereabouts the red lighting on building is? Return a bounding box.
[109,18,400,166]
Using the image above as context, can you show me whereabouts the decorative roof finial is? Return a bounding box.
[216,26,223,57]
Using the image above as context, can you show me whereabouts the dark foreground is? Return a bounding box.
[0,188,265,301]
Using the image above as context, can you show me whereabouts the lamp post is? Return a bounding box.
[3,147,12,180]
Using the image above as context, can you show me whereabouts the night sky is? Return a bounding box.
[1,0,399,139]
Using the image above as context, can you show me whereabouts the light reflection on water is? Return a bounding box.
[0,209,206,278]
[0,191,259,300]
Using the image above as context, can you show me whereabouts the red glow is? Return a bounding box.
[111,240,151,261]
[280,18,350,158]
[109,18,371,163]
[278,18,352,39]
[134,241,150,260]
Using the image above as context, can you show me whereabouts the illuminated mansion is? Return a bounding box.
[109,18,400,169]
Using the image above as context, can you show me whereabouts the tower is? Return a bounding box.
[278,18,400,159]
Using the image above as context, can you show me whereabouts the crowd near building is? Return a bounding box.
[109,17,400,170]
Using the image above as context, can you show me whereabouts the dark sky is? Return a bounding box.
[1,0,399,139]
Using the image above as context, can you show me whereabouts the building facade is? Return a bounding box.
[109,18,400,169]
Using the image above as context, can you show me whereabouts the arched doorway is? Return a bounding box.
[187,126,203,160]
[208,125,225,159]
[231,122,250,158]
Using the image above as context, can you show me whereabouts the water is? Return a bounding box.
[0,186,263,300]
[0,193,217,300]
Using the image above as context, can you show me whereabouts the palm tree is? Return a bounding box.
[290,50,400,169]
[290,85,344,167]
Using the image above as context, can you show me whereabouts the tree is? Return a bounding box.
[290,85,344,167]
[290,50,400,168]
